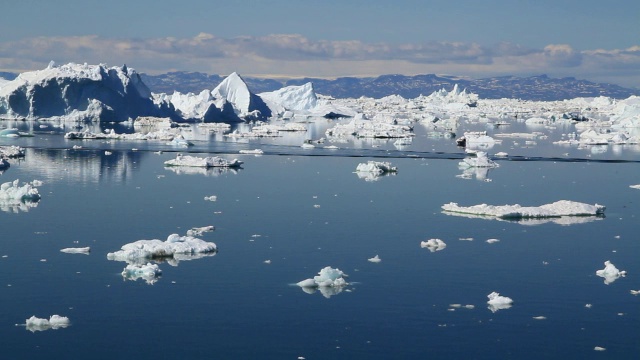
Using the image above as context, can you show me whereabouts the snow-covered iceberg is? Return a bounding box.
[107,233,217,264]
[595,260,626,285]
[487,292,513,312]
[164,153,243,168]
[25,315,70,332]
[0,62,157,122]
[442,200,605,219]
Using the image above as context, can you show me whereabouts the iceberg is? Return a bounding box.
[25,315,70,332]
[356,161,397,174]
[595,260,626,285]
[211,72,271,120]
[420,239,447,252]
[121,263,162,285]
[487,292,513,312]
[442,200,605,219]
[60,247,91,254]
[0,145,25,158]
[297,266,348,297]
[0,179,41,204]
[368,255,382,263]
[164,153,243,168]
[107,233,217,264]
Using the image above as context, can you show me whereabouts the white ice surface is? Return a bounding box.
[442,200,605,219]
[595,260,626,285]
[297,266,348,289]
[164,153,243,168]
[107,233,217,264]
[420,239,447,252]
[60,247,90,254]
[25,315,70,332]
[487,292,513,312]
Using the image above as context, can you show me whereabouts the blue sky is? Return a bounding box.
[1,0,638,87]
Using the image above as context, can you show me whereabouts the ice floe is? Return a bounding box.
[24,315,70,332]
[164,153,243,168]
[355,161,397,181]
[107,233,217,265]
[595,260,626,285]
[368,255,381,263]
[420,239,447,252]
[442,200,605,219]
[186,225,215,237]
[487,292,513,312]
[60,247,91,254]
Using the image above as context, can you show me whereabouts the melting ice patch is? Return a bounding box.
[442,200,605,220]
[24,315,70,332]
[296,266,348,298]
[164,153,243,168]
[487,292,513,312]
[595,260,626,285]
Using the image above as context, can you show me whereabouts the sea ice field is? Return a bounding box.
[0,66,639,358]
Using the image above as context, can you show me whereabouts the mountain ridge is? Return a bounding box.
[138,71,638,101]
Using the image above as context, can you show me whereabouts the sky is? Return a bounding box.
[1,0,638,87]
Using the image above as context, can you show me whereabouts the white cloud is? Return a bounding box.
[0,34,638,87]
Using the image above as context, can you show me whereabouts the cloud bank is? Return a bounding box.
[0,33,638,87]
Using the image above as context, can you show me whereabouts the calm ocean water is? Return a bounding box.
[0,124,638,359]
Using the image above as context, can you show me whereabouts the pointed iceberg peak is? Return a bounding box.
[211,72,271,120]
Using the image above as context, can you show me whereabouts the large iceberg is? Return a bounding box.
[0,62,158,122]
[260,82,318,115]
[442,200,605,219]
[211,72,271,120]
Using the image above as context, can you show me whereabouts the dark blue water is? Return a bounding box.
[0,126,638,359]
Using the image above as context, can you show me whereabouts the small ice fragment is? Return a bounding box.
[630,290,640,295]
[420,239,447,252]
[449,304,462,308]
[594,347,606,351]
[532,316,546,320]
[585,304,592,308]
[204,195,217,201]
[105,151,112,155]
[313,204,320,208]
[40,259,46,262]
[486,238,500,244]
[368,255,381,263]
[60,247,90,254]
[459,237,474,241]
[264,260,271,264]
[464,305,475,309]
[186,225,215,237]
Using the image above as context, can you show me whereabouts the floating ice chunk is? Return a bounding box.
[0,145,25,158]
[630,184,640,190]
[204,195,217,201]
[486,238,500,244]
[368,255,381,263]
[442,200,605,219]
[356,161,397,174]
[186,225,215,237]
[239,149,263,155]
[164,153,243,168]
[297,266,348,292]
[60,247,90,254]
[594,347,606,351]
[487,292,513,312]
[420,238,447,252]
[630,290,639,295]
[532,316,547,320]
[107,234,217,264]
[595,260,626,285]
[122,263,162,284]
[0,179,41,202]
[25,315,70,332]
[459,151,499,168]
